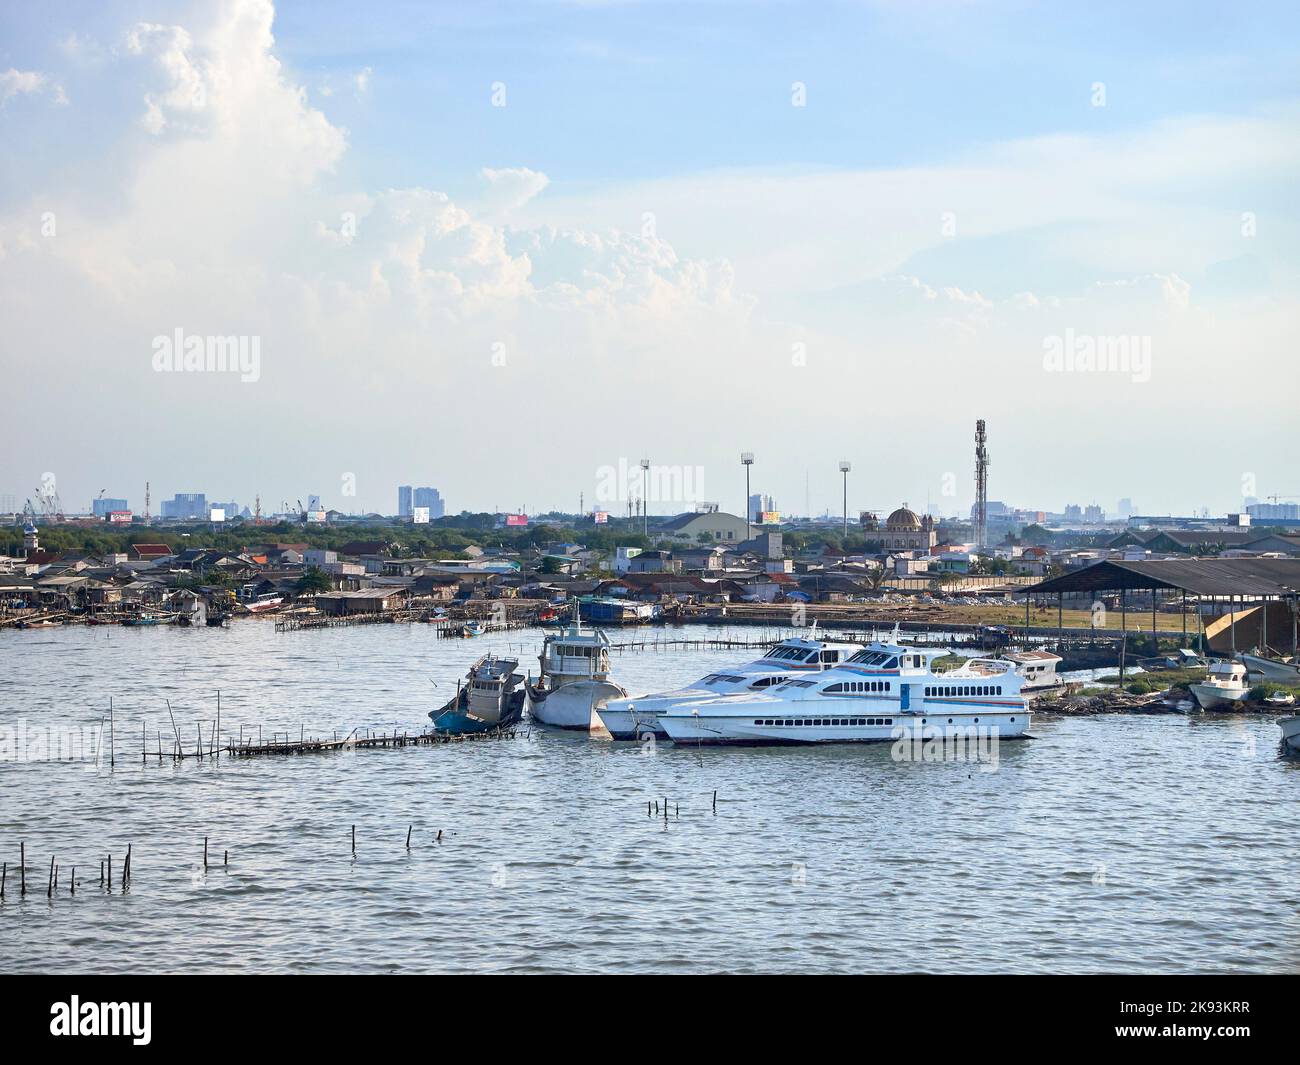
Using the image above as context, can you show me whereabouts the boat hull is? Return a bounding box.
[1278,715,1300,752]
[659,705,1030,746]
[529,680,626,731]
[1189,683,1250,710]
[1238,654,1300,684]
[597,691,707,740]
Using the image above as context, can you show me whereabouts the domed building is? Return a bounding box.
[882,505,936,551]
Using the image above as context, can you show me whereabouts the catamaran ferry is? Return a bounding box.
[597,632,861,740]
[657,639,1031,746]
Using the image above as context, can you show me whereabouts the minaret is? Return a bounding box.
[22,521,39,558]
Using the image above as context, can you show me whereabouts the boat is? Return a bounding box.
[245,595,284,614]
[657,638,1031,746]
[1236,652,1300,685]
[1279,715,1300,753]
[526,617,627,731]
[1000,649,1063,691]
[1188,661,1251,709]
[597,631,861,740]
[121,613,164,627]
[206,612,230,627]
[1264,690,1296,708]
[460,621,486,638]
[578,596,658,625]
[429,655,527,735]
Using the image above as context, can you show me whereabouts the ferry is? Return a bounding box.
[526,618,627,731]
[598,632,861,740]
[657,639,1031,746]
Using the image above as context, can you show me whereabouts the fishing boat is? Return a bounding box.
[206,611,230,627]
[526,617,626,731]
[657,638,1031,746]
[1000,649,1063,691]
[245,595,284,614]
[598,631,861,740]
[460,621,486,638]
[1236,652,1300,685]
[430,655,527,735]
[1278,715,1300,753]
[1189,661,1251,709]
[121,613,165,627]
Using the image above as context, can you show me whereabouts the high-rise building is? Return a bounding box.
[413,487,445,519]
[1116,497,1135,519]
[748,493,775,522]
[93,497,128,518]
[1247,501,1300,520]
[160,493,207,520]
[397,485,413,518]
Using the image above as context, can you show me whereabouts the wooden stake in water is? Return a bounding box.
[47,855,54,898]
[203,837,208,870]
[109,696,115,768]
[406,825,412,850]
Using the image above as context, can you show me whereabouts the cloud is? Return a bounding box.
[0,68,66,107]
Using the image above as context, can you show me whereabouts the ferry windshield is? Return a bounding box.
[763,644,819,662]
[848,650,899,669]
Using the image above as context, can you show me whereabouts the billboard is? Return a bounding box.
[108,510,132,524]
[759,510,781,524]
[593,511,609,524]
[505,514,528,527]
[209,508,226,523]
[412,507,430,524]
[306,510,327,524]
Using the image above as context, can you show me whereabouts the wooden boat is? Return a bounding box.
[430,655,526,734]
[121,614,164,627]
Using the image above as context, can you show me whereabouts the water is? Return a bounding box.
[1,621,1297,973]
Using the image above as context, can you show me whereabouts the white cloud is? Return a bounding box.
[0,68,66,107]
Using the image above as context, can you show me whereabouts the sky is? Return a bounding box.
[1,0,1297,521]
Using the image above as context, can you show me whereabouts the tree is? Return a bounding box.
[296,566,331,594]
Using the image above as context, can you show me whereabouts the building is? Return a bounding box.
[413,487,445,518]
[659,510,752,543]
[398,485,444,519]
[93,497,128,518]
[160,493,207,520]
[1248,501,1300,521]
[748,493,775,522]
[880,506,937,551]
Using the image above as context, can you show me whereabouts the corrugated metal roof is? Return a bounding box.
[1022,558,1300,596]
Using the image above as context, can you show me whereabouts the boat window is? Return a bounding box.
[881,657,898,670]
[824,683,843,693]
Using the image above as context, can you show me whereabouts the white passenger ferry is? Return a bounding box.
[597,633,860,740]
[657,640,1031,746]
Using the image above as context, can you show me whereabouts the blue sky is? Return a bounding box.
[1,1,1297,519]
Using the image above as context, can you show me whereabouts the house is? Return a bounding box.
[626,550,682,574]
[129,543,172,562]
[314,588,410,616]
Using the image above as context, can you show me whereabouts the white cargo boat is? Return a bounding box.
[525,618,626,731]
[658,639,1030,746]
[597,633,860,740]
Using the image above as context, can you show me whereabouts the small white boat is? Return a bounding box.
[1000,649,1063,691]
[460,621,486,638]
[1264,690,1296,709]
[1189,661,1251,710]
[526,617,626,731]
[598,630,860,740]
[1279,715,1300,752]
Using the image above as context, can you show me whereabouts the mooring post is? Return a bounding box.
[204,836,208,870]
[351,824,356,856]
[21,841,26,896]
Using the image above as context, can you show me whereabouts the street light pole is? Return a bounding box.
[741,452,754,541]
[839,461,851,539]
[639,458,650,538]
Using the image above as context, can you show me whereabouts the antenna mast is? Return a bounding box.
[974,419,989,550]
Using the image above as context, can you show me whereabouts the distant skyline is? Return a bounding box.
[2,1,1297,517]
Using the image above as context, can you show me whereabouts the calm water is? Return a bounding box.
[1,621,1297,974]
